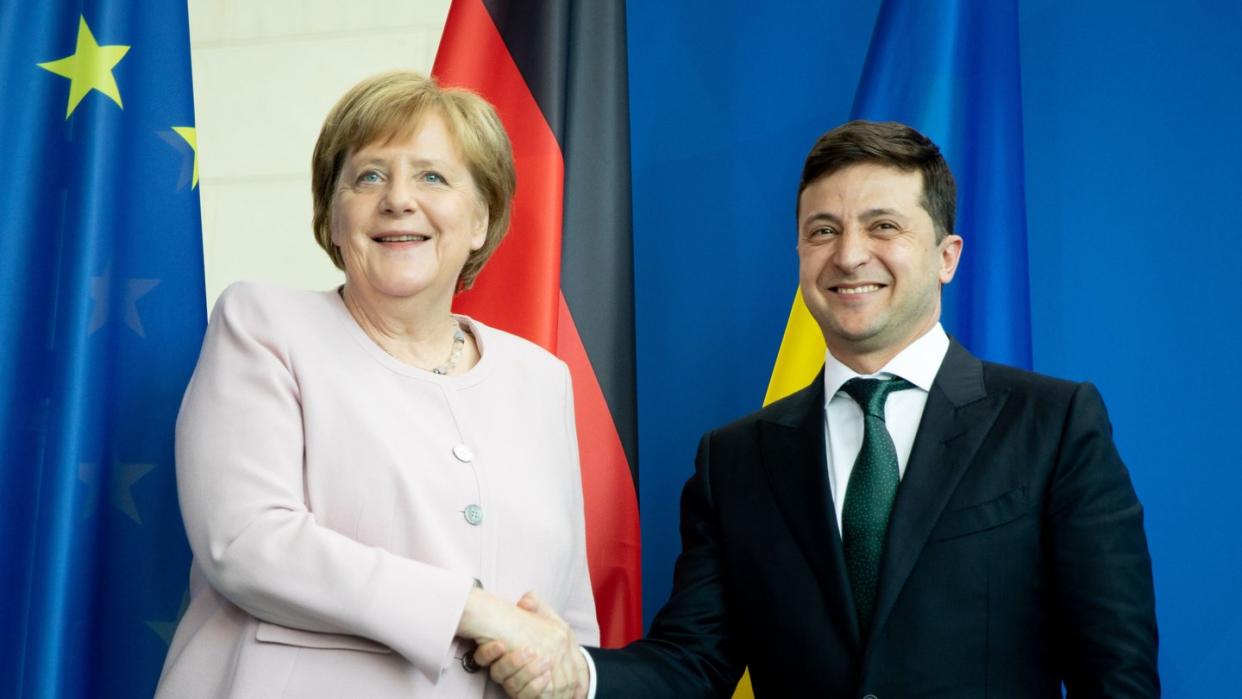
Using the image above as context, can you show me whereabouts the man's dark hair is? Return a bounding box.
[798,120,956,241]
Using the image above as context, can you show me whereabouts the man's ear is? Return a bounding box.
[938,234,964,284]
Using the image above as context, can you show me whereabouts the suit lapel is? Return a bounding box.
[759,373,862,650]
[865,341,1008,646]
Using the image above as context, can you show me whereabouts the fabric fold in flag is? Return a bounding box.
[0,3,206,697]
[850,0,1032,369]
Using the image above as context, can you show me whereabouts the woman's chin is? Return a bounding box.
[351,275,455,304]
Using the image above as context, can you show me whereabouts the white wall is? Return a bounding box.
[187,0,453,309]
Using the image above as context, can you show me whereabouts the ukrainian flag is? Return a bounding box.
[768,0,1031,408]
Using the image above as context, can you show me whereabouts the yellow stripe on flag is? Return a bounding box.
[764,288,826,405]
[733,670,755,698]
[733,288,826,699]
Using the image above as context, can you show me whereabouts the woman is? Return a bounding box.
[155,71,596,698]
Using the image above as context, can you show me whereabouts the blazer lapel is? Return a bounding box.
[759,372,862,650]
[865,341,1008,646]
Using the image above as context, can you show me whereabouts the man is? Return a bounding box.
[483,120,1159,698]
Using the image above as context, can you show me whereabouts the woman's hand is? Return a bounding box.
[459,590,587,699]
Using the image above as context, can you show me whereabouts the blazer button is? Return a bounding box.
[461,650,482,673]
[862,694,878,699]
[463,504,484,525]
[452,444,475,463]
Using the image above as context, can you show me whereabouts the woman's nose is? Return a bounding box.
[381,177,417,214]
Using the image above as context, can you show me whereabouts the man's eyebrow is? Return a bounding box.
[860,207,905,220]
[801,211,841,227]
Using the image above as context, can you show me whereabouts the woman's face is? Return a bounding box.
[330,112,487,308]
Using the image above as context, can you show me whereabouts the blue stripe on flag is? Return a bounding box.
[852,0,1032,368]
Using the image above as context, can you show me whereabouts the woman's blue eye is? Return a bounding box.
[423,171,446,184]
[358,171,382,184]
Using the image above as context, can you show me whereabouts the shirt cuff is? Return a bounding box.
[579,646,597,699]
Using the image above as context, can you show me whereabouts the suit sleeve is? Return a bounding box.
[1048,382,1159,697]
[175,285,474,681]
[588,433,745,697]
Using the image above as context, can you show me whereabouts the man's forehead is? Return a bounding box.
[811,162,922,189]
[798,163,924,219]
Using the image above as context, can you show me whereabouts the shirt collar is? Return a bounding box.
[823,323,950,402]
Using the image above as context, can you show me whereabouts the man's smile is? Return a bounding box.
[831,283,885,295]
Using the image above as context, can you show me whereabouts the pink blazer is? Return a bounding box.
[156,282,598,698]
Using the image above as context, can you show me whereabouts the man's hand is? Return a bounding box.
[473,592,588,699]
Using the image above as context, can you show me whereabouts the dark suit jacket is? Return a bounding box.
[590,341,1158,698]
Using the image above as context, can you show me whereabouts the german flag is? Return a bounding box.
[433,0,642,647]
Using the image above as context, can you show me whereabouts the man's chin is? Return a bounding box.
[821,327,886,356]
[820,317,883,342]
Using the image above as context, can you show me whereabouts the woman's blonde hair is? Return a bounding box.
[310,71,515,289]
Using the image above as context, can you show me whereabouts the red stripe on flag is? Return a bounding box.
[434,0,642,646]
[556,293,643,645]
[433,0,562,348]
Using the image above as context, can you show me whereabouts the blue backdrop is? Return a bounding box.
[628,1,1242,694]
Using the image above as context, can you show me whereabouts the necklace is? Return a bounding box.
[431,319,467,375]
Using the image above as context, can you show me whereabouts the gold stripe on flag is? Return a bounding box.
[764,289,826,405]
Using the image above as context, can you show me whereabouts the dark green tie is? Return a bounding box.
[840,376,915,630]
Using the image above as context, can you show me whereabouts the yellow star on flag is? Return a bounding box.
[37,16,131,119]
[172,126,199,189]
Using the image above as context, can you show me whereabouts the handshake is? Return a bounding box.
[458,587,590,699]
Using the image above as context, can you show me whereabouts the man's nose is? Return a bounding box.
[831,228,870,270]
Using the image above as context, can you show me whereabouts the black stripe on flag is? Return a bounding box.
[482,0,638,479]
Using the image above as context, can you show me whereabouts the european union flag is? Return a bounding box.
[0,3,205,696]
[853,0,1033,369]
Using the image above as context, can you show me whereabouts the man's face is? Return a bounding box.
[797,162,962,369]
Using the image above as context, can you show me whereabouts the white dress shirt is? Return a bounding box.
[823,324,950,532]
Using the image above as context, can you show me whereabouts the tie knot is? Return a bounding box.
[841,377,915,418]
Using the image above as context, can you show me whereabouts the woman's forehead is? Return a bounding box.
[345,112,466,162]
